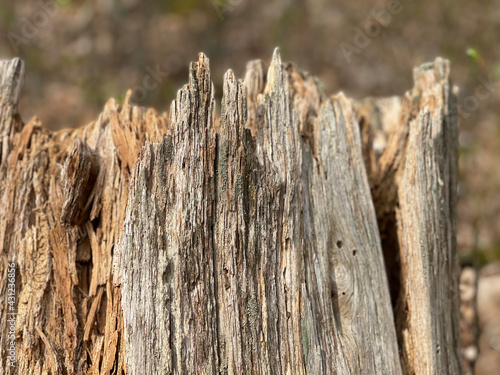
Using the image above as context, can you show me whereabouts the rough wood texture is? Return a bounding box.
[0,51,462,374]
[356,59,463,374]
[0,72,168,373]
[396,61,462,374]
[0,58,24,168]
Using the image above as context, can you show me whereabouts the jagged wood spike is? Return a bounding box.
[0,58,24,167]
[355,58,462,374]
[119,48,402,374]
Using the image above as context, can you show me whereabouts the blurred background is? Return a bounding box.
[0,0,499,373]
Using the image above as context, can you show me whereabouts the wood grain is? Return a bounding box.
[0,53,462,374]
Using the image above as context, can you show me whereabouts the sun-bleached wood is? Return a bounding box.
[356,59,463,374]
[0,52,462,374]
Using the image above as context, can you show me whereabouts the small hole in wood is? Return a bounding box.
[336,241,343,249]
[353,250,357,256]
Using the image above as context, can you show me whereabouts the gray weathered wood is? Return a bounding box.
[396,60,462,374]
[0,58,24,168]
[0,52,463,374]
[118,50,402,374]
[355,59,463,374]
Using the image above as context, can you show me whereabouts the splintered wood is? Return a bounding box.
[0,51,463,374]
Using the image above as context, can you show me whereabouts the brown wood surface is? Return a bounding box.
[0,51,462,374]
